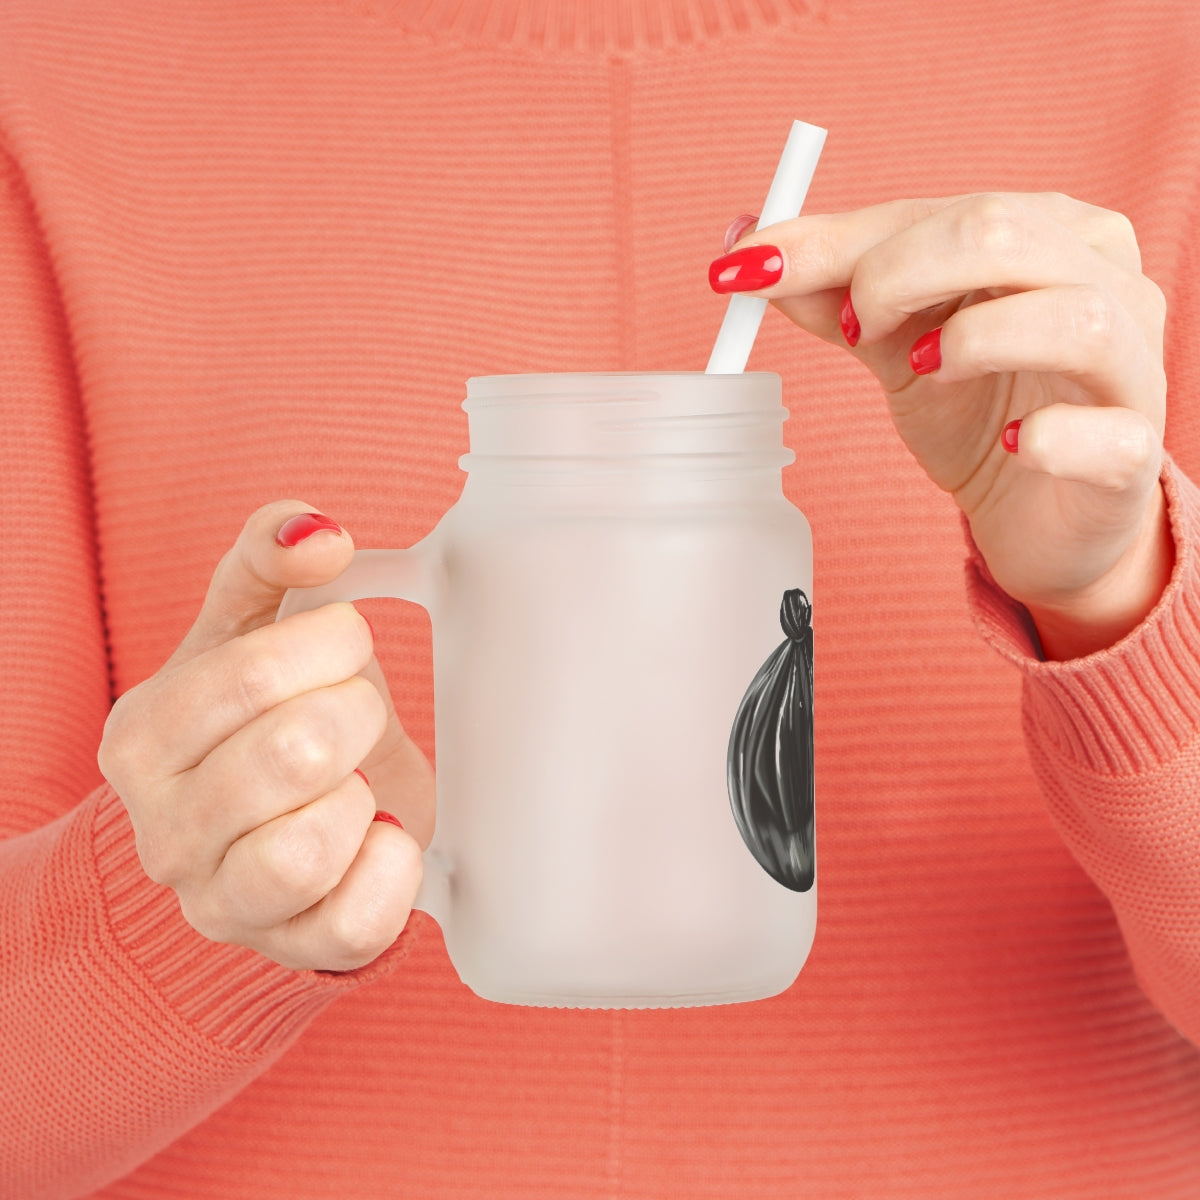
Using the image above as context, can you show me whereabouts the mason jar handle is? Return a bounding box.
[275,543,452,930]
[276,546,434,615]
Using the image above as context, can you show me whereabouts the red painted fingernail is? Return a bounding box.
[910,327,942,375]
[372,810,404,830]
[722,213,759,253]
[275,512,343,548]
[1002,419,1022,453]
[354,768,370,787]
[839,290,860,347]
[708,244,784,293]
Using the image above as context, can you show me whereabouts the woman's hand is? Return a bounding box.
[711,193,1172,659]
[98,501,434,972]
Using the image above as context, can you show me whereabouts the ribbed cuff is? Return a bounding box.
[965,455,1200,775]
[90,784,421,1058]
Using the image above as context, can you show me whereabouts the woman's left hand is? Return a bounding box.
[711,192,1172,659]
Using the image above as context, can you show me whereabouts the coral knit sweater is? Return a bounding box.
[2,1,1200,1197]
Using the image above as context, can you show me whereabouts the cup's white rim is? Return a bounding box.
[468,371,780,384]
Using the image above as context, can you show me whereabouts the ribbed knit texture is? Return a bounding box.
[1,1,1199,1197]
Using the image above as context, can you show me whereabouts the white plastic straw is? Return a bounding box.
[705,120,827,374]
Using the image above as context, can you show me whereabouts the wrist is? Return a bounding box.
[1021,483,1174,660]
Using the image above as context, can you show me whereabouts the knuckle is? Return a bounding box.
[847,256,894,322]
[97,688,149,782]
[1116,414,1160,474]
[1062,286,1118,348]
[325,903,393,968]
[95,725,125,785]
[949,315,990,372]
[332,602,375,665]
[789,223,840,280]
[1086,414,1160,492]
[905,195,946,227]
[1094,458,1144,494]
[257,817,340,901]
[261,710,337,789]
[1100,208,1138,252]
[346,673,388,734]
[293,605,371,680]
[1032,190,1077,226]
[1082,204,1142,272]
[232,645,288,716]
[962,194,1030,262]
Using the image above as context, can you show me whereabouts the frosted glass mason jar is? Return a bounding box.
[278,372,816,1008]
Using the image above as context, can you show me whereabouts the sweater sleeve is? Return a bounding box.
[0,149,419,1198]
[966,456,1200,1048]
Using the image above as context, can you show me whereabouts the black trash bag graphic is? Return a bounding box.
[726,588,814,892]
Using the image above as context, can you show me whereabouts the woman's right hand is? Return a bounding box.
[97,501,434,972]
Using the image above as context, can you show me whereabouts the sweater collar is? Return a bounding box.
[371,0,827,52]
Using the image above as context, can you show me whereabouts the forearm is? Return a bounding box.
[967,456,1200,1044]
[1,781,416,1198]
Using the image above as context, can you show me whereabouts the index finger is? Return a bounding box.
[729,191,1143,298]
[134,601,374,777]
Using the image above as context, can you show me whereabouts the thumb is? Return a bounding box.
[166,500,356,670]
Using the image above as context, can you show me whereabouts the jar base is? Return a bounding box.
[462,974,802,1009]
